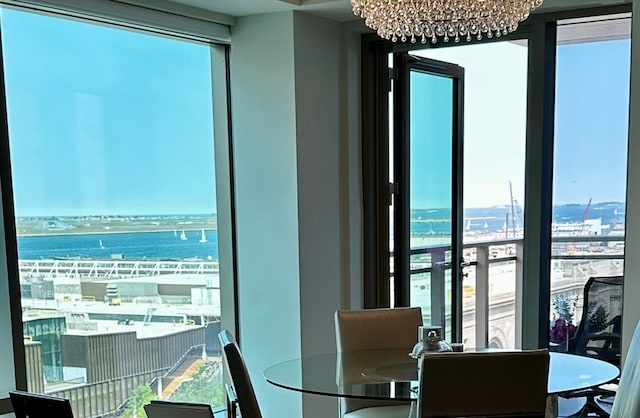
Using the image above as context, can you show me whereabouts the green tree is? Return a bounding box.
[123,384,156,418]
[169,362,224,407]
[552,294,578,324]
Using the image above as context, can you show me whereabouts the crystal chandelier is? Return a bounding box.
[351,0,544,44]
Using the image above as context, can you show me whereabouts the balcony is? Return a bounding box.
[408,235,625,349]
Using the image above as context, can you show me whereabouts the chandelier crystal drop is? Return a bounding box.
[351,0,544,44]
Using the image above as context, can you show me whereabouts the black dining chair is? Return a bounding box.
[144,400,215,418]
[569,276,623,366]
[417,350,550,418]
[559,275,623,416]
[593,319,640,418]
[218,330,263,418]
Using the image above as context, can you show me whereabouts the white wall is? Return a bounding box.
[230,12,303,418]
[622,0,640,361]
[342,21,366,310]
[293,11,342,357]
[292,12,342,417]
[230,11,360,418]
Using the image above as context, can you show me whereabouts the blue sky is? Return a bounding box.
[554,39,630,205]
[415,42,529,208]
[0,9,631,216]
[415,38,630,208]
[1,9,216,216]
[410,71,453,209]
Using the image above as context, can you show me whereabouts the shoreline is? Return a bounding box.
[17,227,217,238]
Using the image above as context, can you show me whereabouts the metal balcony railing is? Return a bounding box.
[405,235,625,349]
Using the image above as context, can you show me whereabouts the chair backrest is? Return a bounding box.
[144,400,215,418]
[218,330,263,418]
[417,350,550,418]
[610,320,640,418]
[569,276,623,365]
[334,307,423,352]
[9,390,74,418]
[334,308,422,414]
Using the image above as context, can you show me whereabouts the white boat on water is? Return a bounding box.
[180,230,187,241]
[99,240,105,249]
[199,229,207,243]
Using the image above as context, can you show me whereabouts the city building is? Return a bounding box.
[25,313,208,418]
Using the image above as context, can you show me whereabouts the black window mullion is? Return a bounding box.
[362,37,393,309]
[522,15,557,349]
[451,67,464,343]
[0,23,27,415]
[393,53,411,308]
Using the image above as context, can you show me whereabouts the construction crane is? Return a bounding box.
[508,181,524,236]
[581,198,592,222]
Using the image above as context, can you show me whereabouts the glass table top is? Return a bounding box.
[263,349,620,401]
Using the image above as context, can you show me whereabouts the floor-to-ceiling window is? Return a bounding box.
[550,14,630,351]
[384,40,528,348]
[0,4,233,417]
[363,6,631,351]
[410,43,528,349]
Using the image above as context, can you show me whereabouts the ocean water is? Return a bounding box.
[411,202,625,236]
[16,203,625,260]
[17,229,219,260]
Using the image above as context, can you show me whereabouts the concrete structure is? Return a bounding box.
[24,342,44,394]
[61,325,205,383]
[22,299,220,324]
[22,314,66,383]
[49,369,164,418]
[22,321,208,418]
[78,274,217,305]
[24,279,55,300]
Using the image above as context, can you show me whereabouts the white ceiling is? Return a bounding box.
[163,0,630,22]
[166,0,356,22]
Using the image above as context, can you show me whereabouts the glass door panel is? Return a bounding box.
[410,72,453,339]
[414,42,528,348]
[550,15,630,351]
[394,54,464,341]
[410,72,453,250]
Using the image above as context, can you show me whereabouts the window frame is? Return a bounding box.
[0,4,236,415]
[0,55,26,410]
[361,3,632,348]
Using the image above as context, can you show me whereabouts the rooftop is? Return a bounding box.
[64,318,205,339]
[23,299,221,322]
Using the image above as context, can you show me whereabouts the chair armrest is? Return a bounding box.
[584,332,620,340]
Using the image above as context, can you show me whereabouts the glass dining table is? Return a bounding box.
[263,349,620,401]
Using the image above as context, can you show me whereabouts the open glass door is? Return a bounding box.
[392,54,464,342]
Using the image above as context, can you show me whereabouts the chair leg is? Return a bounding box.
[546,395,558,418]
[225,384,238,418]
[584,396,611,418]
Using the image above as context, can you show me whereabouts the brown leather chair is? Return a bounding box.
[218,330,263,418]
[417,350,550,418]
[335,307,423,352]
[335,307,423,418]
